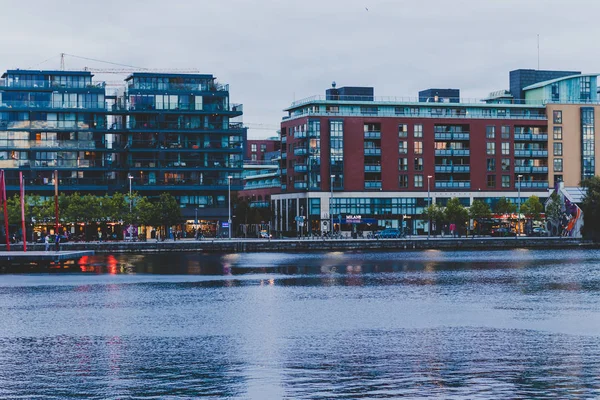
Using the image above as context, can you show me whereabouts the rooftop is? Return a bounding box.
[523,73,599,91]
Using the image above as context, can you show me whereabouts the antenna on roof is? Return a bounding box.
[537,34,540,70]
[60,53,65,71]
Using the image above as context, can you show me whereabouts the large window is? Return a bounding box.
[399,175,408,188]
[501,125,510,139]
[554,158,563,172]
[399,141,408,154]
[553,142,563,156]
[414,124,423,138]
[487,158,496,171]
[329,120,344,189]
[399,158,408,171]
[553,126,563,140]
[501,158,510,171]
[501,142,510,155]
[553,110,562,124]
[399,124,408,138]
[502,175,510,188]
[487,175,496,188]
[414,174,423,188]
[414,141,423,155]
[581,108,595,180]
[486,142,495,155]
[486,126,495,139]
[414,157,423,171]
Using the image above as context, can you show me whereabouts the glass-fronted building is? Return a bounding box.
[0,69,246,233]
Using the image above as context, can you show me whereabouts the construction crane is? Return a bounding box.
[58,53,201,74]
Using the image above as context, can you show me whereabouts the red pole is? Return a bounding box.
[19,171,26,252]
[1,170,9,251]
[54,170,59,237]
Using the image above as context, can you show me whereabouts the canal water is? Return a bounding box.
[1,249,600,399]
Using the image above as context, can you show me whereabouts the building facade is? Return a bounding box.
[0,69,246,234]
[272,80,600,235]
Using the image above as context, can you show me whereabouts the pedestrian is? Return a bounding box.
[98,231,102,242]
[44,234,50,252]
[55,234,60,252]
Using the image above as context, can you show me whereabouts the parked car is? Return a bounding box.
[530,227,549,237]
[490,227,516,237]
[375,228,401,239]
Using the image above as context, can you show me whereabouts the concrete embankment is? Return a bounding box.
[0,237,592,254]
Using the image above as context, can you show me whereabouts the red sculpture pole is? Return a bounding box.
[19,172,26,252]
[54,170,59,237]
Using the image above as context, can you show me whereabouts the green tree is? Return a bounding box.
[494,197,517,215]
[546,192,562,236]
[424,203,445,234]
[520,195,544,221]
[154,193,182,235]
[581,177,600,240]
[445,198,469,233]
[469,199,492,234]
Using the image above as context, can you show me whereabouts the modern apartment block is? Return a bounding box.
[273,71,600,235]
[0,69,246,232]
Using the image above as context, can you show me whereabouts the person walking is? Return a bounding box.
[54,234,60,252]
[44,234,50,252]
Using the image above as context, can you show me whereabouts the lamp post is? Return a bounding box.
[127,174,133,240]
[427,175,432,240]
[228,175,233,240]
[330,174,335,237]
[517,174,523,238]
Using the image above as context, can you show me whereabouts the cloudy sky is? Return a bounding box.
[0,0,598,138]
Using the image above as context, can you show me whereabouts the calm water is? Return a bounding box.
[1,249,600,399]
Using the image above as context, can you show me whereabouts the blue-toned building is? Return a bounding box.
[0,69,246,233]
[509,69,581,103]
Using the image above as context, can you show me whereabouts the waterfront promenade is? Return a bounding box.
[0,236,588,254]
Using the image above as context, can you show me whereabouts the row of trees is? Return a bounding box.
[423,196,545,234]
[1,192,182,235]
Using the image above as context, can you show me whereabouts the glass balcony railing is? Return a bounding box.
[293,148,307,156]
[365,180,382,189]
[364,131,381,139]
[435,181,471,189]
[434,132,470,140]
[364,164,382,172]
[294,182,308,190]
[518,181,549,189]
[434,165,470,173]
[515,166,548,173]
[435,149,470,156]
[364,148,381,156]
[294,165,307,173]
[514,149,548,157]
[514,133,548,141]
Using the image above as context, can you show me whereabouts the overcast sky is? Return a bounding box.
[0,0,598,138]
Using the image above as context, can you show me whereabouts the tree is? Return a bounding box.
[520,195,544,221]
[494,197,517,215]
[423,203,445,234]
[445,198,469,233]
[546,192,562,236]
[581,177,600,240]
[469,200,492,235]
[154,193,182,235]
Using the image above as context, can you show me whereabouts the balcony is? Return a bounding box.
[518,181,549,189]
[514,133,548,141]
[294,182,308,190]
[435,181,471,189]
[294,164,308,173]
[364,148,382,156]
[514,149,548,157]
[365,180,382,189]
[434,165,470,173]
[514,166,548,173]
[364,131,381,139]
[281,152,287,159]
[281,136,287,144]
[434,149,470,156]
[295,131,307,139]
[434,132,470,140]
[364,164,382,172]
[293,148,307,156]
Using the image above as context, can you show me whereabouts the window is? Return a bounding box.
[414,174,423,188]
[399,141,408,154]
[553,110,562,124]
[502,175,510,188]
[486,126,495,139]
[251,144,257,152]
[554,158,563,172]
[260,144,267,152]
[553,142,563,156]
[399,175,409,188]
[486,142,495,155]
[553,126,563,140]
[414,141,423,155]
[414,124,423,138]
[501,158,510,171]
[326,105,339,113]
[399,124,408,138]
[501,125,510,139]
[399,158,408,171]
[501,142,510,155]
[487,175,496,188]
[487,158,496,171]
[251,154,257,161]
[414,157,423,171]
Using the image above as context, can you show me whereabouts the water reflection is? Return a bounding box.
[1,249,600,398]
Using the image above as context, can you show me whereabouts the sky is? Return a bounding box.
[0,0,599,139]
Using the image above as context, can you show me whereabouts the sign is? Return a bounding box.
[321,211,329,220]
[222,222,229,228]
[346,214,362,224]
[295,216,305,222]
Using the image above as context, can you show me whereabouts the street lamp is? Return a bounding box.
[228,175,233,240]
[330,174,335,237]
[517,174,523,238]
[427,175,432,240]
[127,174,133,240]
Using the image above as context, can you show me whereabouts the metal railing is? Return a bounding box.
[365,180,382,189]
[435,181,471,189]
[364,131,381,139]
[293,165,308,173]
[364,148,382,155]
[435,149,470,156]
[434,165,470,173]
[518,181,549,189]
[434,132,470,140]
[514,149,548,157]
[364,164,382,172]
[514,133,548,141]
